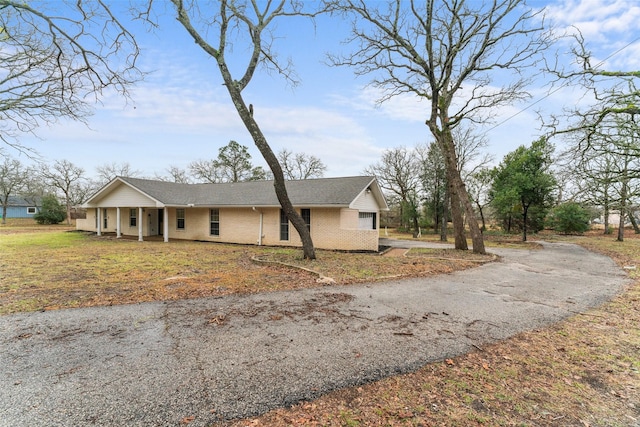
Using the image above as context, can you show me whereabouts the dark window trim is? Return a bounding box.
[210,208,220,236]
[129,208,137,227]
[280,209,289,241]
[176,208,185,230]
[301,208,311,232]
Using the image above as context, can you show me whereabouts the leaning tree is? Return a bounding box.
[152,0,318,259]
[327,0,553,254]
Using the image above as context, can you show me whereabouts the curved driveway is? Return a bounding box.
[0,240,631,426]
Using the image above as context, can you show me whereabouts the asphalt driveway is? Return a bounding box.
[0,240,631,426]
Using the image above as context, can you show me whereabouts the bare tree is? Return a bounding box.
[328,0,552,253]
[158,0,318,258]
[548,31,640,139]
[278,149,327,180]
[95,162,141,187]
[156,166,193,184]
[0,1,141,149]
[0,154,30,224]
[189,159,223,184]
[364,146,421,236]
[40,160,87,225]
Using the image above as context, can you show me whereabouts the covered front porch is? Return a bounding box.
[90,206,170,242]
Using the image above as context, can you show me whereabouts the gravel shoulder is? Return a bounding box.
[0,240,631,427]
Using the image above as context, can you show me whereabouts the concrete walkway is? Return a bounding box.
[0,240,631,426]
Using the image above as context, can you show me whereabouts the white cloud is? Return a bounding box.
[545,0,640,39]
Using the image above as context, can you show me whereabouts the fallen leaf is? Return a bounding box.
[445,359,454,366]
[180,415,195,425]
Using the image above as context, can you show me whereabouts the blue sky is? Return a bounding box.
[11,0,640,180]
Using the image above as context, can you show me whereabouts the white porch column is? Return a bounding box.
[96,208,102,236]
[163,207,169,243]
[138,207,144,242]
[116,207,121,238]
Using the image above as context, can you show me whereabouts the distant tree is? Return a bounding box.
[189,159,222,184]
[547,202,590,235]
[0,1,141,149]
[217,141,266,182]
[278,149,327,180]
[34,194,66,224]
[190,141,266,183]
[418,142,447,239]
[466,168,493,233]
[40,160,87,225]
[0,155,30,224]
[156,166,192,184]
[364,146,421,236]
[490,138,557,241]
[95,162,141,186]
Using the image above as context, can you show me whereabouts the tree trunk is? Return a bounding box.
[66,200,72,225]
[439,131,486,254]
[617,179,628,242]
[412,214,420,238]
[629,210,640,234]
[603,202,611,234]
[228,88,316,259]
[447,172,468,250]
[522,204,529,242]
[440,190,448,242]
[617,211,625,242]
[476,202,486,232]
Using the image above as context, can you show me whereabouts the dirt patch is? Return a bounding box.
[382,248,407,257]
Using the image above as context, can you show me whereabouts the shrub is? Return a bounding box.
[547,202,590,234]
[34,195,66,224]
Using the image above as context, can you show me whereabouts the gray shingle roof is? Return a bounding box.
[7,196,40,206]
[117,176,378,207]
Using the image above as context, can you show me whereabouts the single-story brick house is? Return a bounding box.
[76,176,388,251]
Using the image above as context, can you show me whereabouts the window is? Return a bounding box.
[176,208,185,230]
[301,209,311,231]
[27,207,36,215]
[210,209,220,236]
[280,209,289,240]
[358,212,377,230]
[129,209,137,227]
[103,208,108,229]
